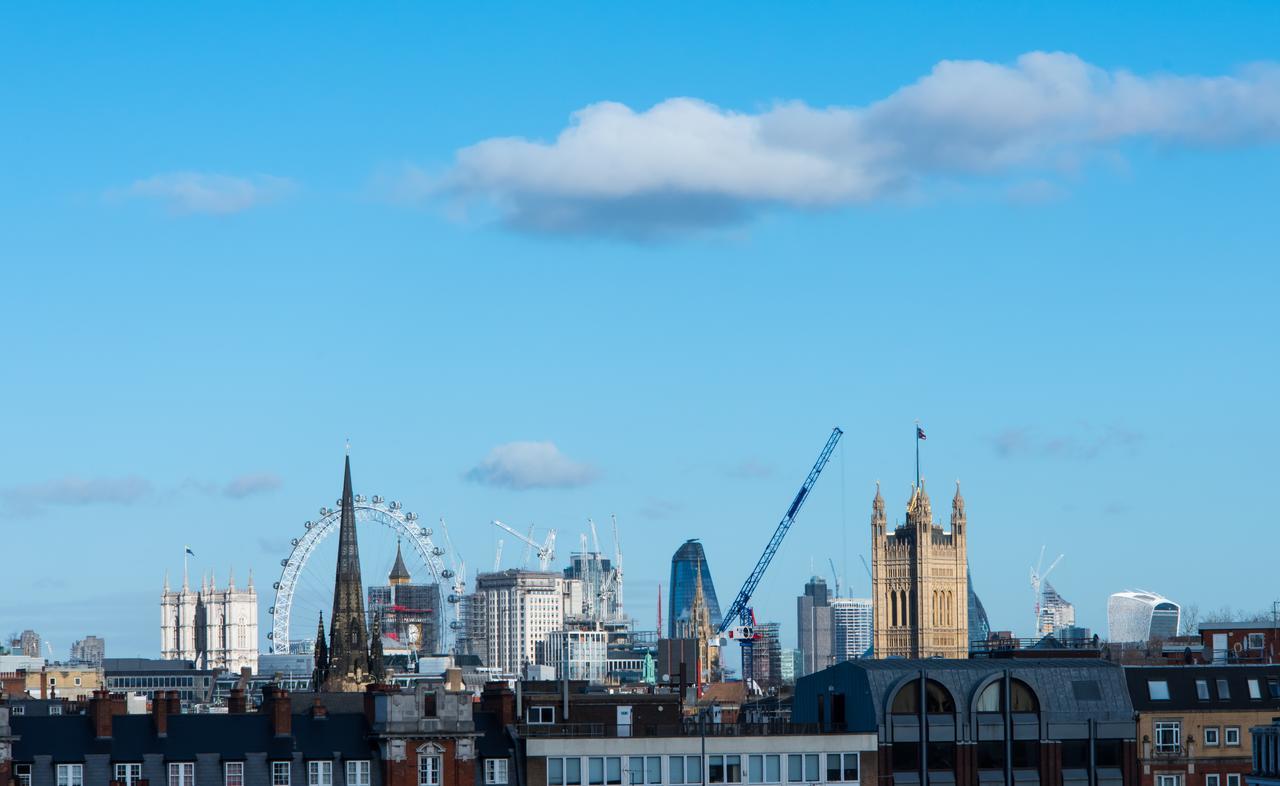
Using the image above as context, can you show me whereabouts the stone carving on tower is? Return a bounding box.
[323,454,375,690]
[871,479,969,659]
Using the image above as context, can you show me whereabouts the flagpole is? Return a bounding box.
[915,420,920,487]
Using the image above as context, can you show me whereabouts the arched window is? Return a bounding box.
[891,592,899,627]
[891,679,956,714]
[975,679,1040,713]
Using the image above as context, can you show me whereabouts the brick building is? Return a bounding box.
[1125,664,1280,786]
[1199,624,1280,665]
[3,679,483,786]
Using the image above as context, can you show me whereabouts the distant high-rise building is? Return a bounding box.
[564,552,622,622]
[160,567,258,674]
[17,630,41,658]
[1037,580,1076,636]
[779,648,801,684]
[797,577,834,676]
[668,540,722,638]
[968,572,991,647]
[871,480,969,659]
[672,556,719,685]
[473,569,572,674]
[1108,590,1181,643]
[750,622,783,689]
[831,598,873,661]
[69,635,105,666]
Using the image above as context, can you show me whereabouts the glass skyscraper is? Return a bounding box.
[667,539,723,638]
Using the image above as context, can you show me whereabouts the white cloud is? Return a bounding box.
[222,472,283,499]
[438,52,1280,236]
[465,441,598,490]
[2,475,152,513]
[117,172,294,214]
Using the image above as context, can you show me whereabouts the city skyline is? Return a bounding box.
[4,2,1280,657]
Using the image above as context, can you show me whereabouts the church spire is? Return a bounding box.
[312,612,329,690]
[389,540,411,586]
[951,480,966,534]
[327,453,371,689]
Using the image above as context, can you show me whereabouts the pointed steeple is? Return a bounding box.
[389,540,411,586]
[312,612,329,690]
[228,567,236,592]
[951,480,966,534]
[369,613,386,684]
[327,453,371,689]
[164,570,170,594]
[907,480,932,529]
[871,482,887,531]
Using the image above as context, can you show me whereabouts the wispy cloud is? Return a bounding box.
[115,172,294,214]
[433,52,1280,237]
[728,458,774,479]
[222,472,283,499]
[464,441,598,490]
[2,475,152,514]
[992,425,1144,460]
[638,498,682,520]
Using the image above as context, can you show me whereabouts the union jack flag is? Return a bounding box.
[916,426,927,441]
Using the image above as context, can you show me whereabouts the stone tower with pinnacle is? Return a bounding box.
[871,479,969,658]
[325,454,373,690]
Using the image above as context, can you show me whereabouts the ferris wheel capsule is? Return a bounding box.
[269,607,275,614]
[280,559,288,567]
[304,520,313,529]
[291,538,299,546]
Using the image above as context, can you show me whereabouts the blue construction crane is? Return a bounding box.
[717,426,844,686]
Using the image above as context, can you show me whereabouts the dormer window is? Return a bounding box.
[1147,680,1170,700]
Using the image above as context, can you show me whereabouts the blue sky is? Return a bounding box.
[2,2,1278,658]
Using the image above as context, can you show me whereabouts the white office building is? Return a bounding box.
[831,598,873,661]
[1037,581,1076,636]
[473,570,584,674]
[547,628,608,682]
[1107,590,1180,643]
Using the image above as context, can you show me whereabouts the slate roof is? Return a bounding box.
[1125,664,1280,711]
[794,657,1134,731]
[11,711,374,763]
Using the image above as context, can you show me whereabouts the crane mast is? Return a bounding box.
[718,427,844,686]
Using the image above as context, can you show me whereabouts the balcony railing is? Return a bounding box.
[518,721,847,738]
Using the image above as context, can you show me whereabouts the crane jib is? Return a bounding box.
[785,487,808,520]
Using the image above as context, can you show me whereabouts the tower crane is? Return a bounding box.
[493,539,505,572]
[492,520,557,571]
[717,427,843,687]
[611,514,624,618]
[828,557,841,599]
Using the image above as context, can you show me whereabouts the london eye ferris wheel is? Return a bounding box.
[267,473,467,656]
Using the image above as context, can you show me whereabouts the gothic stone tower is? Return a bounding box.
[325,455,373,690]
[871,480,969,659]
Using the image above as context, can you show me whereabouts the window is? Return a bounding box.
[169,763,195,786]
[765,756,779,783]
[1249,679,1262,699]
[1205,776,1220,786]
[116,764,143,785]
[1217,679,1231,699]
[686,758,702,784]
[1148,681,1170,700]
[420,753,442,786]
[1196,680,1210,700]
[591,758,606,786]
[749,756,764,784]
[1156,777,1182,786]
[1269,679,1280,699]
[1226,727,1241,746]
[608,757,624,786]
[74,677,82,686]
[1204,727,1220,746]
[646,757,663,785]
[57,765,84,786]
[1227,775,1241,786]
[669,757,685,786]
[348,761,372,786]
[787,756,803,783]
[49,705,63,715]
[10,706,24,715]
[528,706,555,724]
[804,755,818,782]
[15,764,32,786]
[272,762,292,786]
[891,679,955,713]
[226,762,245,786]
[308,761,333,786]
[1155,721,1181,754]
[630,759,646,785]
[709,757,725,784]
[1246,633,1265,650]
[725,756,741,784]
[824,754,858,782]
[486,759,510,785]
